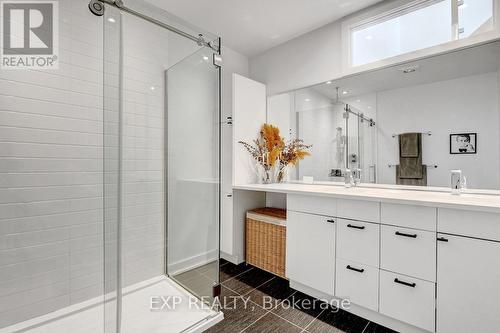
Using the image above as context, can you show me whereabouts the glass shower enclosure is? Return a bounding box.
[0,0,221,331]
[292,87,376,183]
[103,2,222,331]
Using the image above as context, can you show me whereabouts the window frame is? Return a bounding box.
[342,0,500,74]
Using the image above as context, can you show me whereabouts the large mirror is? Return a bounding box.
[268,40,500,191]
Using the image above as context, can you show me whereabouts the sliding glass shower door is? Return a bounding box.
[166,48,221,304]
[103,2,221,331]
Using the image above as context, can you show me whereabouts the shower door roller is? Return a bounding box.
[88,0,104,16]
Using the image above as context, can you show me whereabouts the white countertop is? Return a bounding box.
[233,183,500,213]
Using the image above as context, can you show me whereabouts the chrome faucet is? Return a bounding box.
[450,170,462,194]
[344,169,353,188]
[353,168,362,185]
[345,168,362,187]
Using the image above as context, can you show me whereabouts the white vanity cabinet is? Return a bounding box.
[286,210,336,296]
[237,184,500,333]
[437,233,500,333]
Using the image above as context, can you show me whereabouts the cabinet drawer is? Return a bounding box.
[337,219,379,267]
[337,199,379,223]
[381,225,436,282]
[380,270,435,332]
[287,194,337,217]
[438,208,500,242]
[381,203,436,231]
[335,258,379,312]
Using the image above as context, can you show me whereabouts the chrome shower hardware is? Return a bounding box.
[88,0,104,16]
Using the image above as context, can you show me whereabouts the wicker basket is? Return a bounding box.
[246,208,287,279]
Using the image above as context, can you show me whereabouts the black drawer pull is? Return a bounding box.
[326,219,335,224]
[437,237,449,242]
[346,265,364,273]
[394,278,416,288]
[395,231,417,238]
[347,224,365,230]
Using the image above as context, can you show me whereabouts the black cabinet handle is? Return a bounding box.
[326,219,335,224]
[395,231,417,238]
[437,237,449,242]
[394,278,416,288]
[346,265,364,273]
[347,224,365,230]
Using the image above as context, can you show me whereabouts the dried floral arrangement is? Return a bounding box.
[239,123,312,183]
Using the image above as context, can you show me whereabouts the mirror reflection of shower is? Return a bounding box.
[330,126,346,177]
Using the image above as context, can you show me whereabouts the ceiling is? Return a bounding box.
[145,0,382,57]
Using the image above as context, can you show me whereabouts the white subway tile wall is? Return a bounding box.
[0,0,106,327]
[0,0,209,327]
[120,13,168,289]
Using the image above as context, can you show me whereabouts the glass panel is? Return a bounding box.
[458,0,494,38]
[103,5,121,333]
[352,0,453,66]
[355,107,377,183]
[294,89,347,181]
[104,5,221,331]
[346,106,360,174]
[167,47,220,304]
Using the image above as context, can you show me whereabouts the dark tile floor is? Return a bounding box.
[206,259,400,333]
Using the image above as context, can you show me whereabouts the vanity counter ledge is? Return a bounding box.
[233,183,500,214]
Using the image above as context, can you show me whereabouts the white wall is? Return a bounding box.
[250,21,342,95]
[376,72,500,189]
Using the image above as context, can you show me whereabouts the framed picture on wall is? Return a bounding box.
[450,133,477,154]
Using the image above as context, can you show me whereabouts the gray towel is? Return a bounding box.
[399,158,423,179]
[396,132,426,185]
[399,133,421,157]
[397,166,427,186]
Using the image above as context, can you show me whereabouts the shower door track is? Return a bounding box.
[95,0,220,52]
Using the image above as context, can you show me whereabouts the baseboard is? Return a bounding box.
[289,280,431,333]
[220,251,244,265]
[168,250,219,276]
